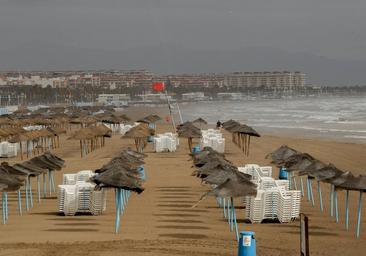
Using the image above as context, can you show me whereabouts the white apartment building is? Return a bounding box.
[224,71,305,88]
[181,92,208,101]
[138,93,172,102]
[217,92,243,101]
[97,94,131,106]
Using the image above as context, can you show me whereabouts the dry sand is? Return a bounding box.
[0,111,365,255]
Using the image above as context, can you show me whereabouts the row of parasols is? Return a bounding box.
[267,145,366,238]
[0,109,160,130]
[175,119,261,156]
[0,107,130,129]
[190,147,257,241]
[0,152,65,224]
[90,148,147,233]
[68,114,161,156]
[1,127,65,160]
[221,120,260,156]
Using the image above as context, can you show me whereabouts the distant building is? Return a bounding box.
[138,93,172,103]
[0,108,9,116]
[97,94,130,106]
[181,92,208,101]
[0,76,6,86]
[224,71,305,88]
[217,92,243,101]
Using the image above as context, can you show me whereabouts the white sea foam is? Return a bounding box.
[180,96,366,142]
[344,135,366,139]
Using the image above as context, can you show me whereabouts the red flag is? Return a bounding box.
[152,82,165,92]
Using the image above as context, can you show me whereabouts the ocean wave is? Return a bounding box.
[325,120,366,124]
[253,124,366,134]
[344,135,366,139]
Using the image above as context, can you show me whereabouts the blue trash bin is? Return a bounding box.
[279,167,288,180]
[192,146,201,153]
[238,231,256,256]
[147,135,154,143]
[138,165,145,181]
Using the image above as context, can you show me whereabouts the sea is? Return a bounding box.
[179,96,366,143]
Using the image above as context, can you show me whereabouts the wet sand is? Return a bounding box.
[0,118,365,255]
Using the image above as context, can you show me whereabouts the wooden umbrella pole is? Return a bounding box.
[134,138,138,151]
[188,137,193,152]
[243,135,247,155]
[345,190,349,230]
[20,141,23,160]
[80,140,83,158]
[241,134,244,152]
[356,191,363,238]
[26,140,29,158]
[247,136,251,156]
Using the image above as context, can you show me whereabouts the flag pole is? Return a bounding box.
[152,81,177,132]
[165,89,176,131]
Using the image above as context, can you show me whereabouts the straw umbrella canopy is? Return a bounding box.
[47,127,66,148]
[0,117,14,128]
[228,124,260,156]
[335,174,366,237]
[282,153,316,173]
[298,160,327,177]
[177,122,202,152]
[8,133,33,160]
[96,155,144,173]
[192,117,208,125]
[222,121,243,148]
[0,170,25,223]
[137,114,161,124]
[191,147,256,241]
[122,124,154,153]
[91,150,146,233]
[222,119,240,129]
[68,127,102,157]
[266,145,300,165]
[137,114,162,131]
[192,117,208,129]
[92,165,144,193]
[13,107,31,116]
[0,127,26,138]
[69,116,98,128]
[96,113,131,124]
[192,157,233,178]
[94,124,112,138]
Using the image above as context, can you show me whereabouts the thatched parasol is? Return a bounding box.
[122,124,154,153]
[177,122,201,152]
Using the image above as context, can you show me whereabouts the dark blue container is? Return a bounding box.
[147,135,154,143]
[279,167,288,180]
[238,231,256,256]
[192,146,201,153]
[138,165,145,181]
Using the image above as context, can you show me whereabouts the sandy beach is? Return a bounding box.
[0,109,365,256]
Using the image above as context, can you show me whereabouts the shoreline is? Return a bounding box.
[120,105,366,144]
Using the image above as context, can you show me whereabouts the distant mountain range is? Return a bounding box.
[1,43,365,86]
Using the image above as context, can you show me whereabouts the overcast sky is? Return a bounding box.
[0,0,365,84]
